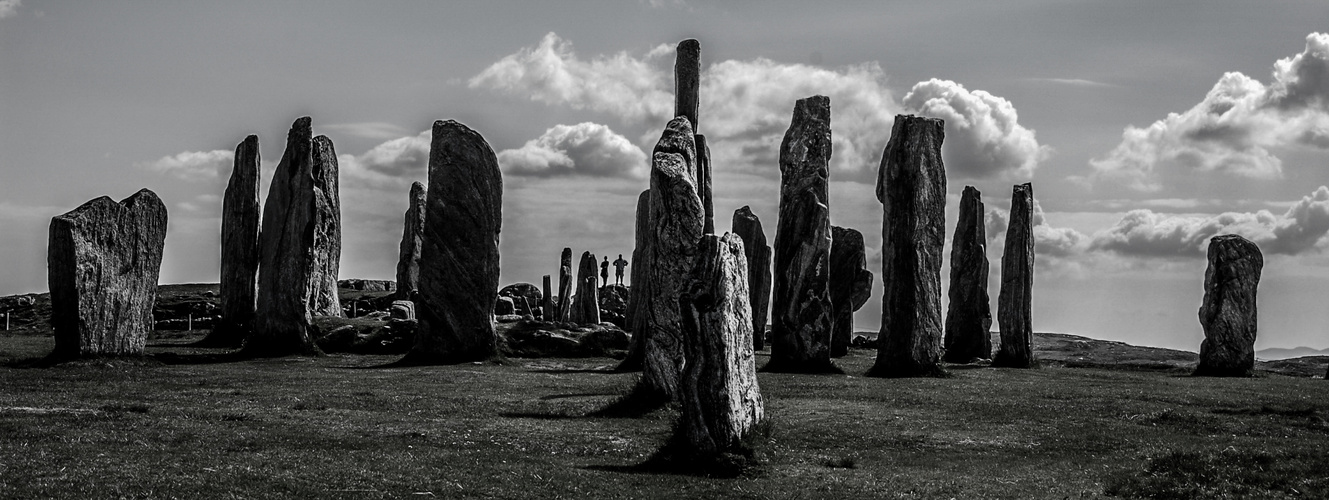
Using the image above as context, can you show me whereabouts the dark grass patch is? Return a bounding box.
[1211,404,1317,418]
[759,358,845,375]
[1105,448,1329,499]
[635,418,774,478]
[588,379,671,418]
[821,455,858,469]
[99,403,151,414]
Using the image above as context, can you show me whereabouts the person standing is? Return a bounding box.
[600,256,610,288]
[613,254,629,286]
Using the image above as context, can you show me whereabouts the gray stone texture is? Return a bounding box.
[994,183,1036,369]
[731,206,772,351]
[395,181,427,299]
[943,186,993,363]
[1195,234,1263,377]
[829,226,873,358]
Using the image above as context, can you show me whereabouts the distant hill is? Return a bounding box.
[1258,346,1329,360]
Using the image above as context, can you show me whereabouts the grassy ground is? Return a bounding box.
[2,332,1327,499]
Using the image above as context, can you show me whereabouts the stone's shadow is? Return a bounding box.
[539,392,619,401]
[589,380,672,419]
[497,411,584,420]
[526,367,617,374]
[758,359,844,375]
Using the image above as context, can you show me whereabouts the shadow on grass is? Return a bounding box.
[7,353,167,368]
[585,419,774,479]
[759,358,844,375]
[588,380,671,418]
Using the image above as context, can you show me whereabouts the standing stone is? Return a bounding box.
[696,134,714,235]
[769,96,834,373]
[1195,234,1263,377]
[201,135,260,347]
[731,206,772,351]
[572,251,602,324]
[943,186,993,363]
[249,117,322,357]
[395,181,427,299]
[869,114,947,378]
[619,190,653,370]
[642,116,703,400]
[829,226,874,358]
[994,183,1035,368]
[307,135,343,317]
[48,189,167,359]
[400,120,503,364]
[557,248,574,322]
[676,233,764,456]
[674,39,700,133]
[541,275,553,320]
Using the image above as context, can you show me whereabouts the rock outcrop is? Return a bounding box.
[557,248,574,322]
[400,120,503,364]
[1195,234,1263,377]
[48,189,168,359]
[202,135,260,347]
[308,135,342,317]
[599,284,629,329]
[869,114,947,378]
[572,251,601,324]
[731,206,772,351]
[642,116,703,400]
[395,181,426,299]
[994,183,1035,368]
[248,117,323,357]
[943,186,992,363]
[769,96,834,373]
[676,233,764,456]
[829,226,873,358]
[618,190,652,370]
[498,282,542,317]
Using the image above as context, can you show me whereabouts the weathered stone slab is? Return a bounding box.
[572,251,602,324]
[400,120,503,364]
[869,114,947,377]
[731,206,772,351]
[541,275,553,321]
[202,135,260,347]
[994,183,1035,368]
[696,134,713,235]
[674,39,700,133]
[499,282,542,317]
[829,226,873,358]
[943,186,993,363]
[557,247,574,322]
[395,181,426,299]
[769,96,834,372]
[618,189,652,371]
[48,189,168,358]
[1195,234,1262,377]
[308,135,342,318]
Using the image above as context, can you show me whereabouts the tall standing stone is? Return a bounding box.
[676,233,764,456]
[829,226,874,358]
[943,186,993,363]
[674,39,700,133]
[307,136,342,317]
[541,274,553,320]
[557,247,574,322]
[619,189,652,371]
[696,134,714,235]
[201,135,260,347]
[572,251,602,324]
[1195,234,1262,377]
[395,181,427,299]
[994,183,1035,368]
[48,189,167,359]
[869,114,947,378]
[400,120,503,364]
[768,96,834,373]
[248,117,322,357]
[731,206,772,351]
[642,116,703,400]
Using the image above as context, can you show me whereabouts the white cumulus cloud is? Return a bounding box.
[903,79,1051,180]
[497,122,648,178]
[1090,32,1329,191]
[338,130,431,188]
[136,150,234,181]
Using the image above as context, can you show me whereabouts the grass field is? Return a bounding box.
[2,330,1327,499]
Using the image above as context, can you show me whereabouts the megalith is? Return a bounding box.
[696,134,714,235]
[943,186,993,363]
[768,95,834,373]
[675,233,764,457]
[308,135,342,317]
[395,181,426,299]
[642,116,703,400]
[1195,234,1262,377]
[248,117,323,357]
[674,38,700,133]
[400,120,503,364]
[829,226,873,358]
[201,135,260,347]
[572,251,602,324]
[869,114,947,378]
[731,206,772,351]
[557,247,574,322]
[619,189,652,371]
[541,275,553,320]
[48,189,167,359]
[994,183,1036,368]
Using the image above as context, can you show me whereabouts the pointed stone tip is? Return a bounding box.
[292,116,312,130]
[410,180,425,191]
[242,135,259,146]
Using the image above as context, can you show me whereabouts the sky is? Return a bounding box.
[1,1,1327,352]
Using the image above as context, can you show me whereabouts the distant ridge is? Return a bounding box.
[1257,346,1329,361]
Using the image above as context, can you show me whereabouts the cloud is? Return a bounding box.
[0,0,18,19]
[903,79,1051,179]
[985,202,1089,258]
[1090,32,1329,191]
[338,130,431,188]
[136,150,233,181]
[322,122,413,141]
[1089,186,1329,256]
[497,122,648,178]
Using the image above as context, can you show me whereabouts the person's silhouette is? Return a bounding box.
[613,254,629,286]
[600,256,610,288]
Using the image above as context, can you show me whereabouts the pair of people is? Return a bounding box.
[600,254,629,286]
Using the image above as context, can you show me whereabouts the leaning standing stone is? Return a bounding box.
[400,120,503,364]
[943,186,992,363]
[619,189,653,371]
[1195,234,1262,377]
[48,189,168,359]
[769,96,834,372]
[307,135,343,317]
[572,251,602,324]
[675,233,764,457]
[731,206,772,351]
[201,135,261,347]
[869,114,947,378]
[994,183,1035,368]
[829,226,873,358]
[557,247,574,322]
[395,181,427,299]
